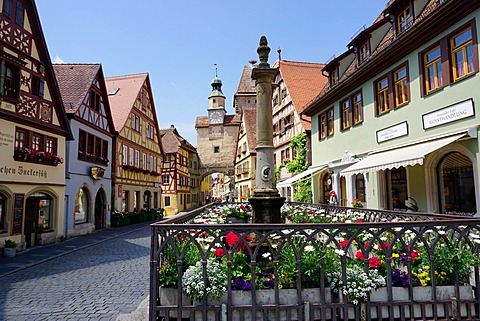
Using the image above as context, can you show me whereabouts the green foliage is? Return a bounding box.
[285,133,309,175]
[274,165,282,184]
[158,262,178,288]
[293,180,312,203]
[285,134,312,202]
[231,253,252,279]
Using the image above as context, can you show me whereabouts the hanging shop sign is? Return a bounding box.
[90,167,105,180]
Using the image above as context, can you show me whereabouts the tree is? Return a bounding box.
[285,133,311,202]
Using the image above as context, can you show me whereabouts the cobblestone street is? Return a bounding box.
[0,223,151,321]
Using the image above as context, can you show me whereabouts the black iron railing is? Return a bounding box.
[150,203,480,321]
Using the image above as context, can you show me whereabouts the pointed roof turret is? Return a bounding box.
[209,64,226,98]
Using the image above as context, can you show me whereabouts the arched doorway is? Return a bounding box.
[321,172,333,204]
[25,192,52,248]
[143,190,152,210]
[437,152,475,214]
[94,190,106,230]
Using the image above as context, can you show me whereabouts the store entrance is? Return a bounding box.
[24,193,52,247]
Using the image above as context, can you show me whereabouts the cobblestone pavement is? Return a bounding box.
[0,222,152,321]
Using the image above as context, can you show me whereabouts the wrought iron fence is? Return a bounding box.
[150,203,480,321]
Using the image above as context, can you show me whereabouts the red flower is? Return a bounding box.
[369,256,382,268]
[339,238,349,248]
[356,251,364,260]
[214,248,225,257]
[356,219,364,223]
[226,232,239,247]
[364,242,370,249]
[411,250,419,260]
[377,242,391,250]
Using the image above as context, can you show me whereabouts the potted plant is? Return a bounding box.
[3,239,18,258]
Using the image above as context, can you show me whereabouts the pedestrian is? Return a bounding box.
[329,190,338,205]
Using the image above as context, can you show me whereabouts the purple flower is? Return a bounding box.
[233,277,252,290]
[392,269,418,287]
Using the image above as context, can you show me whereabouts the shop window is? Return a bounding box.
[386,167,408,211]
[438,152,475,215]
[74,187,89,224]
[31,192,52,230]
[122,191,129,212]
[355,174,366,202]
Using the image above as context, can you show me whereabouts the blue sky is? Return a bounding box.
[35,1,387,144]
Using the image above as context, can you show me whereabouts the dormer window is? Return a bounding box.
[358,42,369,63]
[397,7,412,33]
[329,68,338,87]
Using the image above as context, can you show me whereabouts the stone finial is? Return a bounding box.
[257,36,271,68]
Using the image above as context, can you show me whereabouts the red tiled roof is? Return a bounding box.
[276,60,328,130]
[195,113,242,128]
[242,107,257,153]
[105,73,148,131]
[53,63,100,113]
[160,127,197,154]
[235,64,255,95]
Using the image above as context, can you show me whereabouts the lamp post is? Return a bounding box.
[249,36,285,223]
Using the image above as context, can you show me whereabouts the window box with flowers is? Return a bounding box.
[78,150,108,165]
[14,148,63,166]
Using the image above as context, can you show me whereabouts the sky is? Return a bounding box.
[35,1,387,145]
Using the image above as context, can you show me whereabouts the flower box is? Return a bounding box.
[190,288,331,321]
[158,287,192,319]
[3,247,16,258]
[342,285,474,320]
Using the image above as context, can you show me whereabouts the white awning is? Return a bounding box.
[277,165,327,188]
[341,134,465,176]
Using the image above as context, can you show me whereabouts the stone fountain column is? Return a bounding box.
[249,36,285,223]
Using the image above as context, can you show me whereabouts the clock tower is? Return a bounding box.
[195,71,241,181]
[207,76,226,125]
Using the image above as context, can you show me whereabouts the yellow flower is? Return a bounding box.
[392,253,400,259]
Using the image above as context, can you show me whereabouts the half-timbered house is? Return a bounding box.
[234,107,256,202]
[160,125,200,216]
[54,63,115,237]
[106,73,163,213]
[0,0,73,248]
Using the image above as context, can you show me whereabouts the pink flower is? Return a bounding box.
[369,256,382,268]
[339,238,349,248]
[356,251,364,260]
[214,248,225,257]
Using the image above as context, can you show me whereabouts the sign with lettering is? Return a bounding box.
[11,193,25,235]
[376,121,408,143]
[422,99,475,129]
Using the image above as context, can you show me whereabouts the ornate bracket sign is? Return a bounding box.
[90,167,105,180]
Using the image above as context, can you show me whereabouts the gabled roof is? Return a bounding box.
[242,107,257,153]
[17,1,72,140]
[195,114,242,128]
[53,64,100,113]
[160,126,197,154]
[275,60,328,130]
[105,73,148,131]
[234,65,255,96]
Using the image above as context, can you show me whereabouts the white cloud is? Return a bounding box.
[53,55,65,63]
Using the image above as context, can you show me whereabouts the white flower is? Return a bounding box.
[334,249,345,256]
[262,252,271,258]
[304,245,315,252]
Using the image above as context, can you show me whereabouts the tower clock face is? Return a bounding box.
[209,111,223,124]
